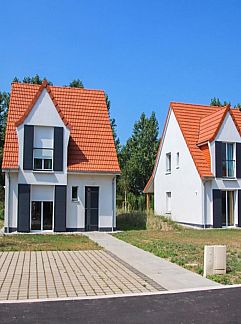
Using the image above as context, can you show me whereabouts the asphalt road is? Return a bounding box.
[0,287,241,324]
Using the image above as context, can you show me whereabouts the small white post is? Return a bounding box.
[204,245,226,277]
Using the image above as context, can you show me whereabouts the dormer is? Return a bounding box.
[197,106,241,179]
[15,81,70,184]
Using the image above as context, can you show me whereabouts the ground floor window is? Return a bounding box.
[166,192,171,213]
[221,191,234,227]
[31,201,53,231]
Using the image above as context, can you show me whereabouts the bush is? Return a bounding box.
[116,211,147,231]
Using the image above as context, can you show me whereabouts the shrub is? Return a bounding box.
[116,211,147,231]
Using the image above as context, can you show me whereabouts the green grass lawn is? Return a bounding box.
[114,227,241,285]
[0,234,101,251]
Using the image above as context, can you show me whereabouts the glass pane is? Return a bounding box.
[34,148,53,159]
[227,160,234,177]
[34,159,42,170]
[227,191,234,226]
[44,159,52,170]
[221,191,226,226]
[227,143,233,161]
[31,201,41,230]
[72,187,78,200]
[43,202,53,230]
[222,161,227,177]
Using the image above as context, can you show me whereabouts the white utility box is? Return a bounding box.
[203,245,226,277]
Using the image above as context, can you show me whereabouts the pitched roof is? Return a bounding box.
[197,106,229,145]
[144,102,241,192]
[2,82,120,173]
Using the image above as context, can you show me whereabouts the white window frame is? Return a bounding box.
[33,148,54,171]
[176,152,180,169]
[166,153,171,174]
[72,186,79,201]
[166,192,171,213]
[30,200,54,232]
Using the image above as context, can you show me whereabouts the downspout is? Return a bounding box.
[112,176,116,232]
[202,179,206,229]
[4,171,10,233]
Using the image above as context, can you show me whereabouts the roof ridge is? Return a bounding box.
[170,101,230,109]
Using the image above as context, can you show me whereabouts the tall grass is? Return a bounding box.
[116,210,179,231]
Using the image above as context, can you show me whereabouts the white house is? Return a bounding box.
[2,80,120,233]
[144,102,241,228]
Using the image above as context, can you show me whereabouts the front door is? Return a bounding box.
[85,187,99,231]
[31,201,53,231]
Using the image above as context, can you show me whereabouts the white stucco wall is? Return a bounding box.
[4,172,18,229]
[154,109,203,225]
[5,173,116,231]
[66,174,116,230]
[17,89,70,185]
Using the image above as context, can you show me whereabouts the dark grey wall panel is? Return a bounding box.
[17,184,30,232]
[23,125,34,170]
[54,185,66,232]
[213,189,222,228]
[53,127,64,171]
[236,143,241,178]
[238,190,241,227]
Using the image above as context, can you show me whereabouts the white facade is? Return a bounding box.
[66,174,116,230]
[17,89,70,185]
[5,173,116,231]
[154,110,203,226]
[151,108,241,228]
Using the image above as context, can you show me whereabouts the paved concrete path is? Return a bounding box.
[0,250,164,301]
[84,232,221,290]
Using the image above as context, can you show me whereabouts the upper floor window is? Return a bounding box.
[222,143,235,178]
[166,153,171,173]
[33,126,54,171]
[33,148,53,170]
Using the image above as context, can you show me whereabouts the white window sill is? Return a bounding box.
[72,199,80,203]
[33,170,54,174]
[222,177,237,181]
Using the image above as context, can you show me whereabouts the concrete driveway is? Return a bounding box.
[0,250,164,301]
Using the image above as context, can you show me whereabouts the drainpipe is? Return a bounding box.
[112,176,116,232]
[202,180,206,229]
[4,171,10,233]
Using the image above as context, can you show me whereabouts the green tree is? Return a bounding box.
[0,91,10,194]
[68,79,84,88]
[13,74,53,85]
[105,93,121,156]
[210,97,230,107]
[119,112,159,196]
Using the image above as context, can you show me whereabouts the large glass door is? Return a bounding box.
[31,201,53,231]
[221,191,234,227]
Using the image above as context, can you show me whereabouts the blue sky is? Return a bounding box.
[1,0,241,143]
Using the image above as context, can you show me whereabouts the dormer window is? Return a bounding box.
[33,148,53,170]
[33,126,54,171]
[222,143,235,178]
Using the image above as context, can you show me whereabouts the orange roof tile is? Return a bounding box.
[2,82,120,173]
[144,102,241,190]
